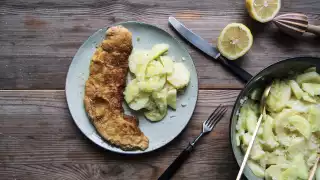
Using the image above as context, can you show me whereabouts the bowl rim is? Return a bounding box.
[228,56,320,179]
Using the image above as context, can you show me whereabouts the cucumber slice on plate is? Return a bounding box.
[128,93,150,111]
[152,88,168,113]
[134,44,169,81]
[167,63,190,89]
[138,75,166,92]
[160,56,174,74]
[167,88,177,110]
[128,50,149,74]
[146,60,165,78]
[144,107,167,122]
[124,79,140,103]
[150,44,169,60]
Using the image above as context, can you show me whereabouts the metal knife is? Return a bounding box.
[168,16,253,83]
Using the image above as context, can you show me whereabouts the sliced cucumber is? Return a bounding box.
[144,107,167,122]
[304,66,317,73]
[289,80,304,99]
[128,93,150,111]
[250,88,263,101]
[146,60,165,78]
[138,75,166,92]
[265,165,283,180]
[124,79,140,103]
[285,98,312,113]
[128,49,149,74]
[302,92,317,103]
[302,83,320,96]
[296,71,320,84]
[287,137,306,158]
[288,115,311,139]
[235,133,241,146]
[307,151,318,168]
[246,109,258,134]
[308,105,320,132]
[247,160,265,178]
[135,59,153,81]
[263,115,279,149]
[237,99,259,133]
[251,143,266,161]
[316,166,320,180]
[266,152,288,166]
[160,56,174,74]
[241,133,252,146]
[150,44,169,60]
[152,88,168,114]
[144,98,157,111]
[167,63,190,89]
[280,167,297,180]
[266,80,291,112]
[274,109,298,146]
[279,154,308,179]
[293,154,309,179]
[167,88,177,110]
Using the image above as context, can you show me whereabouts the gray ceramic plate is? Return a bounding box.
[65,21,198,154]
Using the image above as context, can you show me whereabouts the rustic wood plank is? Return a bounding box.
[0,90,240,180]
[0,0,320,89]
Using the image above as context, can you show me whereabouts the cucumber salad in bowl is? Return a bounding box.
[124,43,190,122]
[236,67,320,180]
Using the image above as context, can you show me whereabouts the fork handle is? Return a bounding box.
[158,143,193,180]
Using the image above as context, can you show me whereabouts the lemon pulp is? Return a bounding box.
[246,0,281,22]
[217,23,253,60]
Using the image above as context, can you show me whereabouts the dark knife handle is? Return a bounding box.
[158,144,193,180]
[218,56,253,83]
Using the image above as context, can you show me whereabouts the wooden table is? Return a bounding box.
[0,0,319,179]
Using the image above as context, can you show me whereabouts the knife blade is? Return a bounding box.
[168,16,253,83]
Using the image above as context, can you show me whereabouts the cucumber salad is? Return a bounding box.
[124,44,190,122]
[236,67,320,180]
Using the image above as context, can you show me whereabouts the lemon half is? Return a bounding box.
[246,0,281,23]
[217,23,253,60]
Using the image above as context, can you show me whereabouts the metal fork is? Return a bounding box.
[158,105,228,180]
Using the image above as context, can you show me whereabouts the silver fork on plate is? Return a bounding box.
[158,105,228,180]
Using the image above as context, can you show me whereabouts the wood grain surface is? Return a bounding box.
[0,90,239,180]
[0,0,319,89]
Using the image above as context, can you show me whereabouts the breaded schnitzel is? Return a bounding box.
[84,26,149,150]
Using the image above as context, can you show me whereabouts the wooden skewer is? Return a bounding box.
[308,156,319,180]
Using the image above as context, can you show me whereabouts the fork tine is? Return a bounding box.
[205,105,225,126]
[208,107,227,129]
[205,104,222,125]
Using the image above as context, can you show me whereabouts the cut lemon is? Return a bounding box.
[246,0,281,23]
[217,23,253,60]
